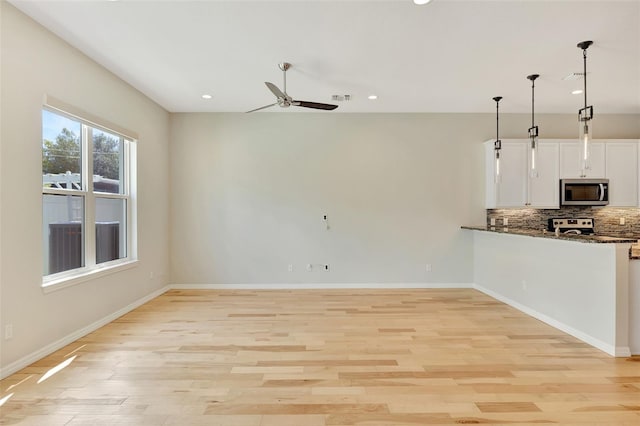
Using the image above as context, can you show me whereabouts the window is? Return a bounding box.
[42,106,136,286]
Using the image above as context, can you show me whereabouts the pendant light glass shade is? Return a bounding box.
[579,108,592,172]
[529,131,539,177]
[577,41,594,176]
[527,74,540,178]
[493,96,503,183]
[495,140,501,180]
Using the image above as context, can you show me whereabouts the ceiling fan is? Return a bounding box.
[246,62,338,113]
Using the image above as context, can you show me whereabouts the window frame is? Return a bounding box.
[41,102,138,292]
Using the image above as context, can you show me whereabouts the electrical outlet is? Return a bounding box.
[5,324,13,340]
[288,264,293,272]
[620,217,626,225]
[425,264,432,272]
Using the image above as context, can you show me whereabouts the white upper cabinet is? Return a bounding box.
[497,140,528,207]
[559,141,605,178]
[605,141,638,207]
[485,139,559,209]
[486,139,640,209]
[528,142,560,208]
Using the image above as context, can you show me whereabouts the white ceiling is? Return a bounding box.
[9,0,640,114]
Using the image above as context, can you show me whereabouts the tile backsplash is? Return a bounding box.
[487,207,640,238]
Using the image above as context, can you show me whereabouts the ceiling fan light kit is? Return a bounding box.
[247,62,339,113]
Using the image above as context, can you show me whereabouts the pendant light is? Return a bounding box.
[493,96,503,182]
[527,74,540,178]
[577,40,594,175]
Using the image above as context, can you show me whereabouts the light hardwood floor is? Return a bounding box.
[1,289,639,425]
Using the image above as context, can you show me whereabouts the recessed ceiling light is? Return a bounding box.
[368,95,378,100]
[414,0,432,5]
[571,89,583,95]
[201,94,212,99]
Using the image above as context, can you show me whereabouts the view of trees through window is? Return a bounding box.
[42,110,122,186]
[93,130,122,182]
[42,127,81,175]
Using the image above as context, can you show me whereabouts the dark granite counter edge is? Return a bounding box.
[461,225,639,244]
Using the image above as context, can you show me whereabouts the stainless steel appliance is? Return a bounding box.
[548,217,595,235]
[560,178,609,206]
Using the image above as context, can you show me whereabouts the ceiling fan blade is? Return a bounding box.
[265,82,286,99]
[246,102,278,113]
[293,101,338,111]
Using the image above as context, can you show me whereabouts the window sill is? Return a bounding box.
[42,259,139,294]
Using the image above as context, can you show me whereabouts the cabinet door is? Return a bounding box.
[496,141,528,207]
[559,142,605,178]
[528,142,559,208]
[606,142,638,207]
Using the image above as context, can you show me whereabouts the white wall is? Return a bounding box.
[170,113,484,285]
[629,260,640,354]
[0,3,170,371]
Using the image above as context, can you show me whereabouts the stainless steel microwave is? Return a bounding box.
[560,178,609,206]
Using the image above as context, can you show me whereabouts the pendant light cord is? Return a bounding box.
[577,40,593,117]
[492,96,502,147]
[526,75,539,136]
[496,101,499,141]
[583,48,588,111]
[531,78,535,128]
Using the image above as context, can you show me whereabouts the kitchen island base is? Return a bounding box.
[469,229,632,356]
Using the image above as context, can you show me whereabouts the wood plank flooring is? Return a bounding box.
[1,288,639,425]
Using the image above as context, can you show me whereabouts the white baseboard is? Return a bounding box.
[473,283,627,357]
[0,285,170,380]
[171,282,473,290]
[616,346,632,357]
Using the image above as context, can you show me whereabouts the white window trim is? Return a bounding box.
[42,260,139,294]
[42,102,138,291]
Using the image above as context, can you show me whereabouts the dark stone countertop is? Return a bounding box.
[461,225,639,244]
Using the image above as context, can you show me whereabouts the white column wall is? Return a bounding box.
[472,230,630,355]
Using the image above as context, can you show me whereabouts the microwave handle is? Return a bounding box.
[599,184,605,201]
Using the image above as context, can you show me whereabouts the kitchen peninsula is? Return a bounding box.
[463,226,636,357]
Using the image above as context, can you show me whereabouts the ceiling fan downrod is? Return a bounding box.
[279,62,291,95]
